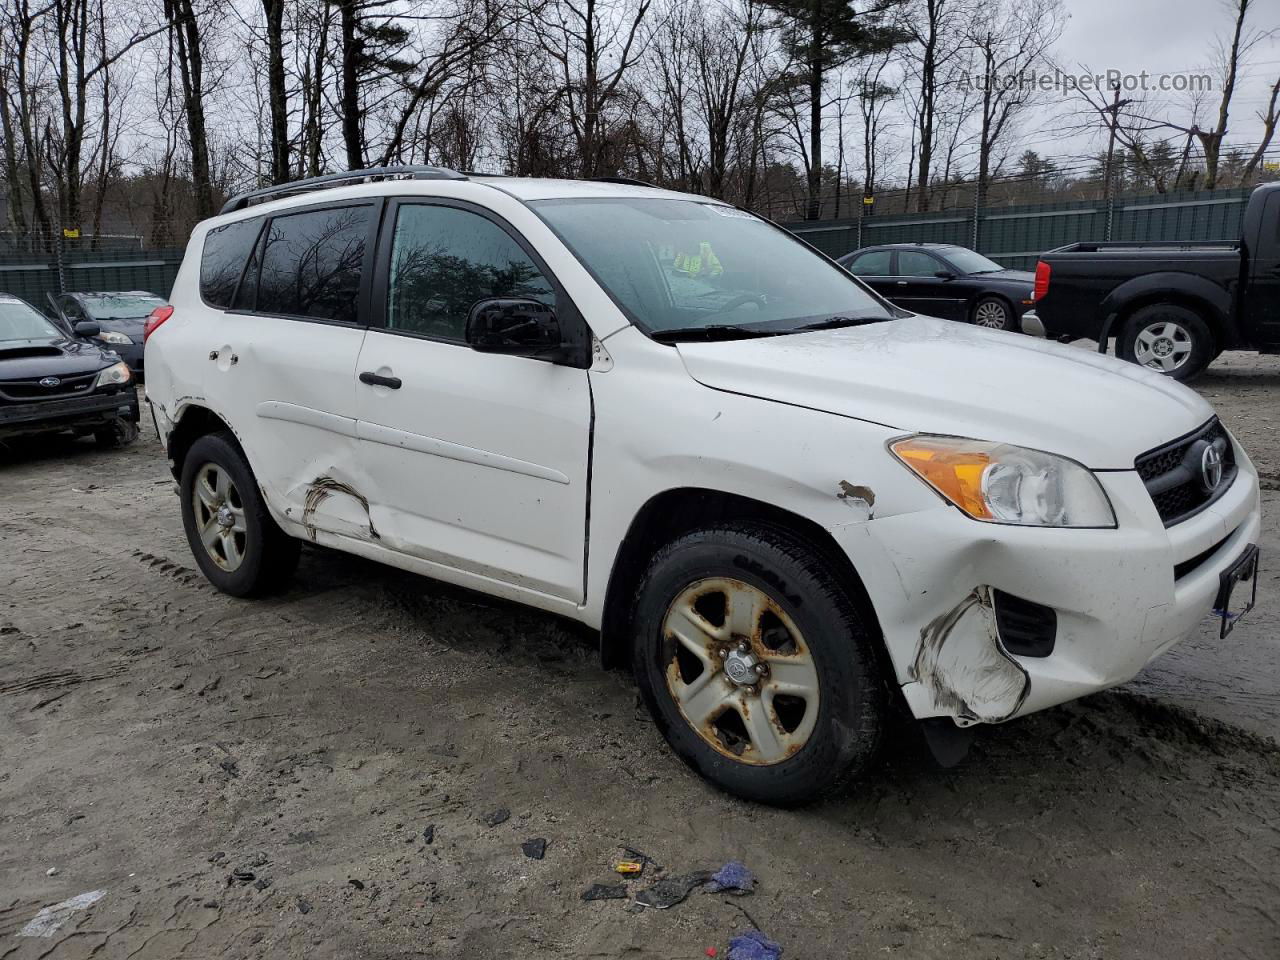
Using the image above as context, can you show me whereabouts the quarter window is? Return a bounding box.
[387,204,556,341]
[255,205,374,323]
[200,217,262,308]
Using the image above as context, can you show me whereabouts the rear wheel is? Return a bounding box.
[632,524,885,806]
[1117,304,1215,381]
[180,432,299,597]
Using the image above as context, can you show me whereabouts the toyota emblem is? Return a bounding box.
[38,376,61,388]
[1200,443,1224,493]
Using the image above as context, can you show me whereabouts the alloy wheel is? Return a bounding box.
[974,300,1009,329]
[661,577,820,765]
[192,462,247,572]
[1133,320,1193,373]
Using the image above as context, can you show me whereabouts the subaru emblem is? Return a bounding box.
[39,376,61,388]
[1200,443,1224,494]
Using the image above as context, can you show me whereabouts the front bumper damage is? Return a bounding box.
[0,389,140,440]
[843,446,1262,727]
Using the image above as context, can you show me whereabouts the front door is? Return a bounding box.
[1245,190,1280,347]
[894,250,966,320]
[354,199,592,603]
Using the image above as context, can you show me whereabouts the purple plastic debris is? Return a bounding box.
[706,860,755,895]
[727,929,781,960]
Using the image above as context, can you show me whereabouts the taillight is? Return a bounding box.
[144,305,174,342]
[1033,261,1051,302]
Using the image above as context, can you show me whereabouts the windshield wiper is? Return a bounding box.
[793,314,891,332]
[651,324,778,343]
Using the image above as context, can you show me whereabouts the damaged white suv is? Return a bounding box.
[145,168,1262,805]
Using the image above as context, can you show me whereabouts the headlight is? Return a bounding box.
[94,361,133,389]
[890,435,1116,528]
[97,330,132,344]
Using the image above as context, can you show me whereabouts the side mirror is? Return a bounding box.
[466,298,566,360]
[934,270,956,280]
[73,321,101,338]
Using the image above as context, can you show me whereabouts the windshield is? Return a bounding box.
[79,294,165,319]
[531,198,894,337]
[0,299,62,341]
[941,248,1005,275]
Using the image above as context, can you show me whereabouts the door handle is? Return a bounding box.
[359,371,402,390]
[896,280,909,286]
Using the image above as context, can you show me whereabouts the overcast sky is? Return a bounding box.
[1041,0,1280,157]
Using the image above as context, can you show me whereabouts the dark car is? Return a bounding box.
[0,294,140,446]
[49,290,167,380]
[837,243,1035,331]
[1030,182,1280,381]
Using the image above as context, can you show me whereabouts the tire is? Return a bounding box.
[94,419,139,448]
[632,523,886,806]
[180,431,300,597]
[1117,304,1215,381]
[971,296,1016,331]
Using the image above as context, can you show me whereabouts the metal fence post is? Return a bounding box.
[972,182,981,250]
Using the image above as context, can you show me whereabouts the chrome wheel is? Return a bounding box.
[973,300,1009,329]
[661,577,820,766]
[192,463,247,572]
[1133,321,1193,373]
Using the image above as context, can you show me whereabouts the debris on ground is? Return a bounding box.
[581,882,628,901]
[621,845,661,871]
[727,929,782,960]
[228,870,255,886]
[521,838,547,860]
[706,860,755,895]
[17,890,107,939]
[422,824,435,844]
[613,860,643,875]
[634,871,714,910]
[253,877,272,891]
[705,949,718,958]
[348,878,365,891]
[481,807,510,828]
[296,897,312,915]
[45,867,58,877]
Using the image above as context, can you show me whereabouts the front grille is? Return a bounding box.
[1135,419,1237,526]
[0,372,97,403]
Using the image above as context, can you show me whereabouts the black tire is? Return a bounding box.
[94,419,139,448]
[632,523,886,806]
[1117,303,1215,381]
[180,431,300,597]
[970,295,1017,331]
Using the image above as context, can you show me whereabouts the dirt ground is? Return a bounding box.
[1,353,1278,959]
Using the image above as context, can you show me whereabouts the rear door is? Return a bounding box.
[353,198,592,603]
[1244,190,1280,347]
[894,250,966,320]
[201,202,379,539]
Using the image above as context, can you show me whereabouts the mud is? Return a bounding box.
[1,354,1278,958]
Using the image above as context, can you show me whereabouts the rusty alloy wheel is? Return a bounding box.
[191,462,248,572]
[661,577,820,765]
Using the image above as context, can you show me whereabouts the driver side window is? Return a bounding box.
[387,204,557,342]
[897,251,943,277]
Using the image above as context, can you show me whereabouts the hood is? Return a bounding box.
[675,315,1214,469]
[974,269,1034,286]
[0,336,120,379]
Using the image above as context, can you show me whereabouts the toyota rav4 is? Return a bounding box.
[144,168,1263,805]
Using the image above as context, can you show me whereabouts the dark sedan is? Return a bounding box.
[837,243,1035,331]
[0,294,139,445]
[50,290,167,380]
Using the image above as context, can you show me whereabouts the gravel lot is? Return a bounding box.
[1,353,1278,959]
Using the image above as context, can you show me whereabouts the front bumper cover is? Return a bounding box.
[0,389,140,439]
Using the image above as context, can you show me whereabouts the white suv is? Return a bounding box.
[145,167,1262,805]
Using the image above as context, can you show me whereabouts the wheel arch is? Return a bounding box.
[166,403,240,479]
[598,487,886,673]
[1105,276,1232,350]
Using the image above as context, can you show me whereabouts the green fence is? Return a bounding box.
[782,187,1254,269]
[0,186,1257,308]
[0,246,184,308]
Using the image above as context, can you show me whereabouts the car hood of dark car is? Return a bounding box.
[0,336,121,379]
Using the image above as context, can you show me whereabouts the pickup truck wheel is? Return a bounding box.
[632,524,885,806]
[180,432,300,597]
[971,296,1015,331]
[1118,305,1214,381]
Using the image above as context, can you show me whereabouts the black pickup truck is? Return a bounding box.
[1029,181,1280,380]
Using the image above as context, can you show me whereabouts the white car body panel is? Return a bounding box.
[146,175,1264,733]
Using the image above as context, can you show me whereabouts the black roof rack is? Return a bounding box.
[219,165,467,215]
[588,176,655,188]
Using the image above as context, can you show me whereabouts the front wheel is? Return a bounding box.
[1117,304,1215,381]
[94,419,139,448]
[971,296,1017,331]
[632,524,886,806]
[180,432,300,597]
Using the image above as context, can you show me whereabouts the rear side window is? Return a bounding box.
[200,217,262,308]
[386,204,556,341]
[844,250,892,276]
[255,205,374,324]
